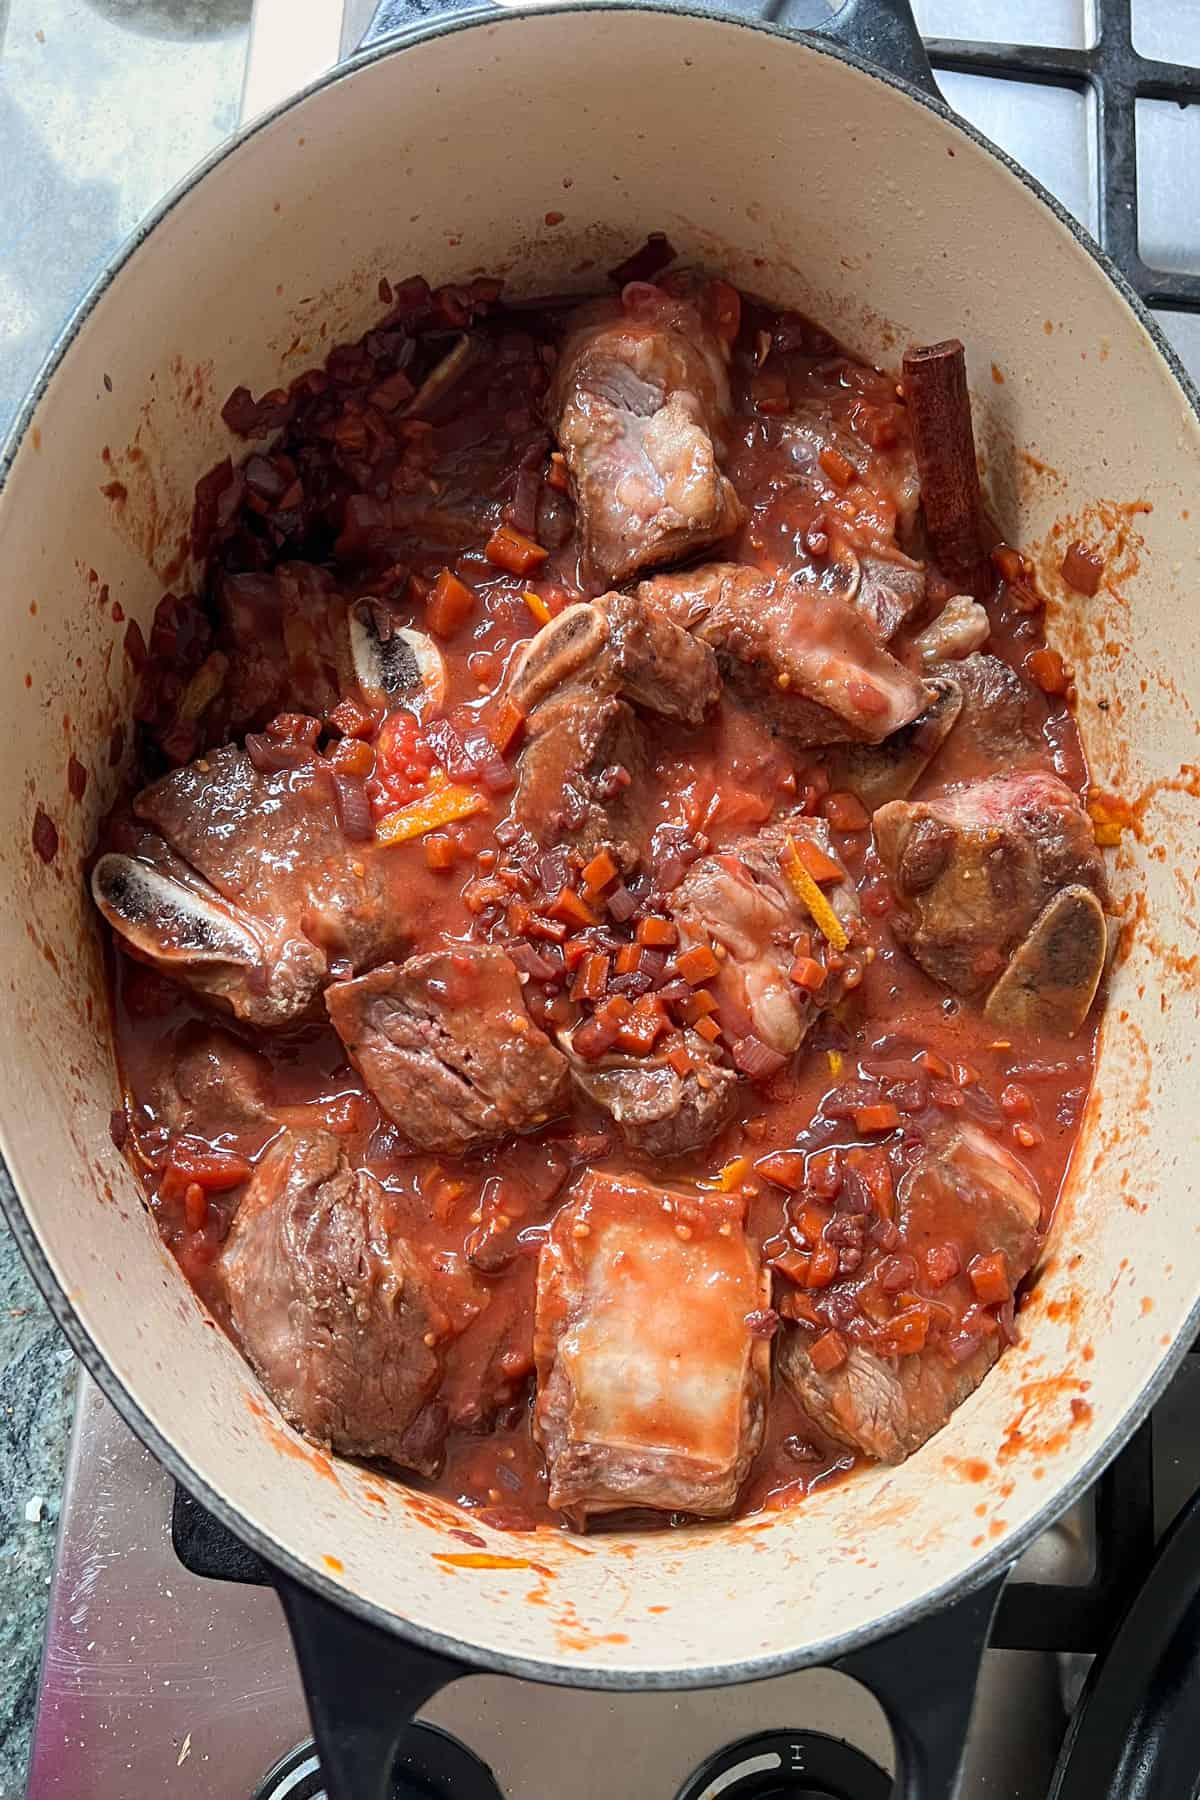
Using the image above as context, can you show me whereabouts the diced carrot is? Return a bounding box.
[617,994,669,1054]
[570,953,611,1001]
[809,1329,849,1373]
[486,524,549,576]
[1013,1122,1044,1150]
[788,835,844,884]
[1061,539,1104,597]
[845,1145,893,1217]
[968,1251,1011,1306]
[491,695,526,756]
[547,887,596,929]
[925,1243,961,1288]
[165,1137,253,1192]
[327,736,375,777]
[423,832,458,871]
[526,913,568,942]
[636,915,678,947]
[755,1151,805,1191]
[329,696,377,739]
[1028,647,1071,696]
[427,569,476,638]
[918,1048,951,1079]
[805,1239,839,1288]
[790,955,827,994]
[376,784,487,845]
[854,1102,901,1134]
[771,1246,811,1284]
[676,943,721,985]
[666,1041,694,1078]
[820,442,859,486]
[614,943,645,975]
[693,1014,722,1044]
[822,790,870,832]
[678,988,718,1024]
[877,1304,930,1357]
[953,1061,980,1088]
[523,589,551,626]
[598,993,634,1026]
[562,935,591,969]
[581,848,619,895]
[777,1289,824,1326]
[808,1147,843,1199]
[992,543,1031,585]
[818,446,857,487]
[545,451,571,493]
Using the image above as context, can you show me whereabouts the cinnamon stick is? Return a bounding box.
[902,339,988,596]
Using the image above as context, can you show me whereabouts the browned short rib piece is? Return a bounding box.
[510,685,651,871]
[562,1034,739,1160]
[534,1170,770,1521]
[218,1131,453,1475]
[779,1125,1042,1463]
[902,340,989,596]
[671,813,861,1056]
[637,564,930,746]
[326,944,570,1154]
[551,283,745,582]
[93,743,412,1028]
[825,675,963,810]
[873,769,1109,1008]
[508,590,719,725]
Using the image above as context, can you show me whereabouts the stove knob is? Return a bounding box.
[675,1731,890,1800]
[252,1725,503,1800]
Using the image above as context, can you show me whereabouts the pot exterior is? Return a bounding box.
[2,5,1198,1685]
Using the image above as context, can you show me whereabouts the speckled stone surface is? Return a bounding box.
[0,4,250,1791]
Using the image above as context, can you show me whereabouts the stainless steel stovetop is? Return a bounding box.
[21,1375,1089,1797]
[25,3,1200,1796]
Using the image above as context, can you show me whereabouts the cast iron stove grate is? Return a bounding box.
[920,0,1200,312]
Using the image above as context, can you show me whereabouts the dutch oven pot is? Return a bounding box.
[2,1,1199,1794]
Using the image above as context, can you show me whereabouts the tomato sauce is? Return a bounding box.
[104,267,1100,1531]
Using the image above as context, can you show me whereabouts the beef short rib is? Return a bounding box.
[534,1169,770,1521]
[326,943,570,1154]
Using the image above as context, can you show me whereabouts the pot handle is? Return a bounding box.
[835,1568,1009,1799]
[360,0,940,99]
[277,1573,469,1800]
[795,0,939,99]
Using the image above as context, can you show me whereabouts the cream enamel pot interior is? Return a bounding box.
[3,1,1200,1794]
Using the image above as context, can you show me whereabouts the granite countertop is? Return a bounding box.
[0,4,251,1790]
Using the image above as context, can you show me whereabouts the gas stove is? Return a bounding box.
[25,3,1200,1797]
[24,1359,1200,1799]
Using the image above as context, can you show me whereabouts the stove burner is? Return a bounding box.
[253,1726,503,1800]
[675,1731,890,1800]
